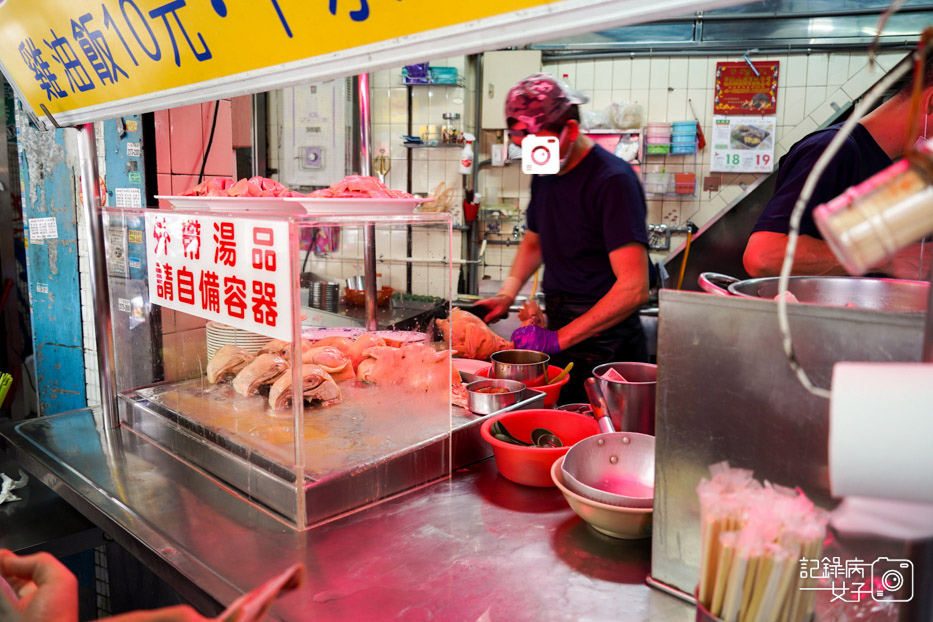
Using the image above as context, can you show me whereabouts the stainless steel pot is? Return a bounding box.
[698,272,929,312]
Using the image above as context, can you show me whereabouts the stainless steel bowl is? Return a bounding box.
[346,275,365,290]
[561,431,655,508]
[698,272,929,312]
[466,378,525,415]
[490,349,549,387]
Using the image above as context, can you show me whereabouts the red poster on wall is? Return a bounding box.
[714,62,780,115]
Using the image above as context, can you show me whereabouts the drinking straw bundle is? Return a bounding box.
[697,462,828,622]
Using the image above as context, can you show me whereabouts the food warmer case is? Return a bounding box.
[97,201,466,529]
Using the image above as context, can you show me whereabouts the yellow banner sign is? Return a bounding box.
[0,0,561,125]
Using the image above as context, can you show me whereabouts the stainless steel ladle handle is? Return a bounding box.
[584,377,616,435]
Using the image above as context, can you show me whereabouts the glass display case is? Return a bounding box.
[102,202,458,529]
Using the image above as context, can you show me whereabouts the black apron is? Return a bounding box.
[544,293,648,405]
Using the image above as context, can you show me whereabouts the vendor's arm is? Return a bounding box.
[743,231,848,277]
[744,130,867,277]
[476,231,543,323]
[555,242,649,350]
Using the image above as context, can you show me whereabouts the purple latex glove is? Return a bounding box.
[511,325,561,355]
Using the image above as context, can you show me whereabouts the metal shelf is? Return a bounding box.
[402,80,464,88]
[402,142,463,149]
[583,128,642,135]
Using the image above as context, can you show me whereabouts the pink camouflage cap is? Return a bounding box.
[505,73,589,134]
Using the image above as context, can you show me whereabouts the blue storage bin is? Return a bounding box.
[430,67,460,84]
[672,120,698,132]
[672,131,696,144]
[672,143,697,154]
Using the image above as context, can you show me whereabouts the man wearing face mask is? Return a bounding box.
[475,73,651,404]
[743,59,933,280]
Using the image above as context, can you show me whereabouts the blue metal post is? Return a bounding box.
[16,114,86,415]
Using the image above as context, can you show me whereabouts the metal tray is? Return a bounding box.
[119,376,543,527]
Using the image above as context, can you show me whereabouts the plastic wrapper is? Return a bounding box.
[609,101,644,129]
[581,108,611,130]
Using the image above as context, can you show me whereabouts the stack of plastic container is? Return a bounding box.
[671,120,698,154]
[645,123,672,154]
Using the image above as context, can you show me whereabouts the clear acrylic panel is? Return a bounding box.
[104,204,454,529]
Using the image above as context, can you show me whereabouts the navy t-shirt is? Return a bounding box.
[526,144,649,300]
[752,123,891,238]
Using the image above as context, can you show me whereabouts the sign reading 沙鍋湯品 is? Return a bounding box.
[0,0,753,128]
[145,212,292,341]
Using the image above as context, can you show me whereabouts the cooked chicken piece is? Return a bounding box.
[206,345,254,384]
[436,307,511,361]
[518,299,546,327]
[268,364,341,410]
[258,339,290,357]
[283,338,314,360]
[232,353,289,397]
[356,344,456,393]
[301,346,354,383]
[258,338,313,359]
[348,333,387,370]
[311,336,353,354]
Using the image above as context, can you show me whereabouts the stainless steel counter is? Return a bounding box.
[1,408,692,621]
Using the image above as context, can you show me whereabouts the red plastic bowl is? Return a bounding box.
[480,409,601,487]
[478,365,569,408]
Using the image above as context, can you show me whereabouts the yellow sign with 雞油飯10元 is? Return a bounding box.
[0,0,564,126]
[0,0,752,127]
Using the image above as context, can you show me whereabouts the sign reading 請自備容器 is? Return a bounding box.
[145,212,292,341]
[0,0,752,128]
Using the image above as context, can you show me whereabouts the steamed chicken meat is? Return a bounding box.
[205,331,468,412]
[206,345,254,384]
[308,175,413,199]
[356,344,461,393]
[268,364,342,410]
[301,346,354,383]
[232,353,289,397]
[436,307,511,361]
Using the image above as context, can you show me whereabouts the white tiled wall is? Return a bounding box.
[544,51,909,263]
[311,57,472,297]
[276,50,911,302]
[305,225,458,298]
[360,50,908,291]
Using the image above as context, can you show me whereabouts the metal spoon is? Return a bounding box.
[531,428,563,448]
[491,420,531,446]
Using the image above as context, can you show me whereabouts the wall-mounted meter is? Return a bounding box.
[279,80,349,187]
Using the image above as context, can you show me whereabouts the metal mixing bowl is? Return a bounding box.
[561,431,655,508]
[490,349,549,387]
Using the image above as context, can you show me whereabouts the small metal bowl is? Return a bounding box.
[490,349,549,387]
[466,378,525,415]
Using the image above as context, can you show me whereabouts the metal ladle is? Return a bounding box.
[531,428,563,448]
[491,421,561,448]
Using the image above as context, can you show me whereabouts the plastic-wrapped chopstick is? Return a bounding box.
[695,462,827,622]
